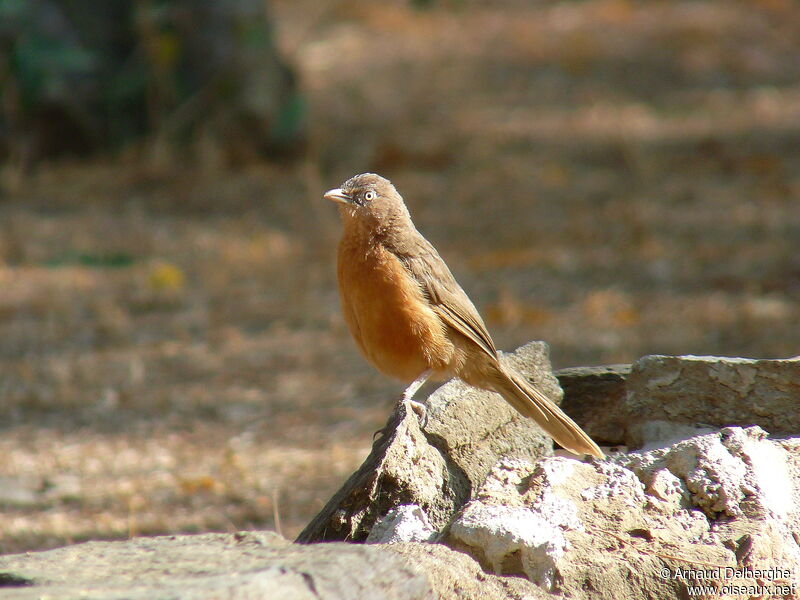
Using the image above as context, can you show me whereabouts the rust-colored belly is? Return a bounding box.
[337,241,453,382]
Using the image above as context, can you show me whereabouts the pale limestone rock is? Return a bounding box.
[366,505,436,544]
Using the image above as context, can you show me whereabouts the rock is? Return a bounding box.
[0,532,542,600]
[5,426,796,600]
[556,364,630,445]
[297,342,563,543]
[366,505,437,543]
[555,356,800,448]
[447,457,586,589]
[390,543,547,600]
[445,426,800,599]
[625,355,800,446]
[7,353,800,600]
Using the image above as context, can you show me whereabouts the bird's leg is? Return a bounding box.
[401,369,433,425]
[373,369,435,442]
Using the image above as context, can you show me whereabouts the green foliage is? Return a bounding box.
[0,0,306,160]
[44,252,136,269]
[270,92,307,146]
[11,36,96,105]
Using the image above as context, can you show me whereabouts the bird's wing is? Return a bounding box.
[393,234,498,359]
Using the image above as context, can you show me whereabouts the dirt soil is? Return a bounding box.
[1,0,799,553]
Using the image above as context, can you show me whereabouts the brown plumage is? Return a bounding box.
[325,173,604,459]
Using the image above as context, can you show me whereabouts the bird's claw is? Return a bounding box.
[406,398,428,429]
[372,397,428,441]
[372,425,389,442]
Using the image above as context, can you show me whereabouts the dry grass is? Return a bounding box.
[2,0,799,553]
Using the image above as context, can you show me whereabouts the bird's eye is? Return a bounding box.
[364,190,376,201]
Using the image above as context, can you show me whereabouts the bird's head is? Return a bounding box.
[324,173,410,230]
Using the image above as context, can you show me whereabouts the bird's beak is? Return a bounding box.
[324,188,352,205]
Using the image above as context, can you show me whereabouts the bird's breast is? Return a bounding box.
[337,236,454,382]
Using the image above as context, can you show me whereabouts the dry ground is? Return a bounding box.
[1,0,799,553]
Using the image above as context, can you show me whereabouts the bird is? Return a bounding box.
[324,173,604,459]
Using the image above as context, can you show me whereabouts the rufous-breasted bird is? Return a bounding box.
[325,173,604,458]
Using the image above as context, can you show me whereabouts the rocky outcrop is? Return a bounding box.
[556,364,630,445]
[0,531,542,600]
[2,349,799,599]
[625,354,800,446]
[446,426,800,599]
[556,354,800,449]
[297,342,561,543]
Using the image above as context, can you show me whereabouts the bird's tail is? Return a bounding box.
[489,365,605,459]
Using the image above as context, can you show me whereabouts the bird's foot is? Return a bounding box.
[372,425,389,442]
[372,370,434,440]
[402,396,428,429]
[409,398,428,427]
[372,397,428,441]
[399,369,433,429]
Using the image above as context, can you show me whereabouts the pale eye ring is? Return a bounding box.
[364,190,376,201]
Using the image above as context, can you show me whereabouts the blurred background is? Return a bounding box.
[1,0,799,553]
